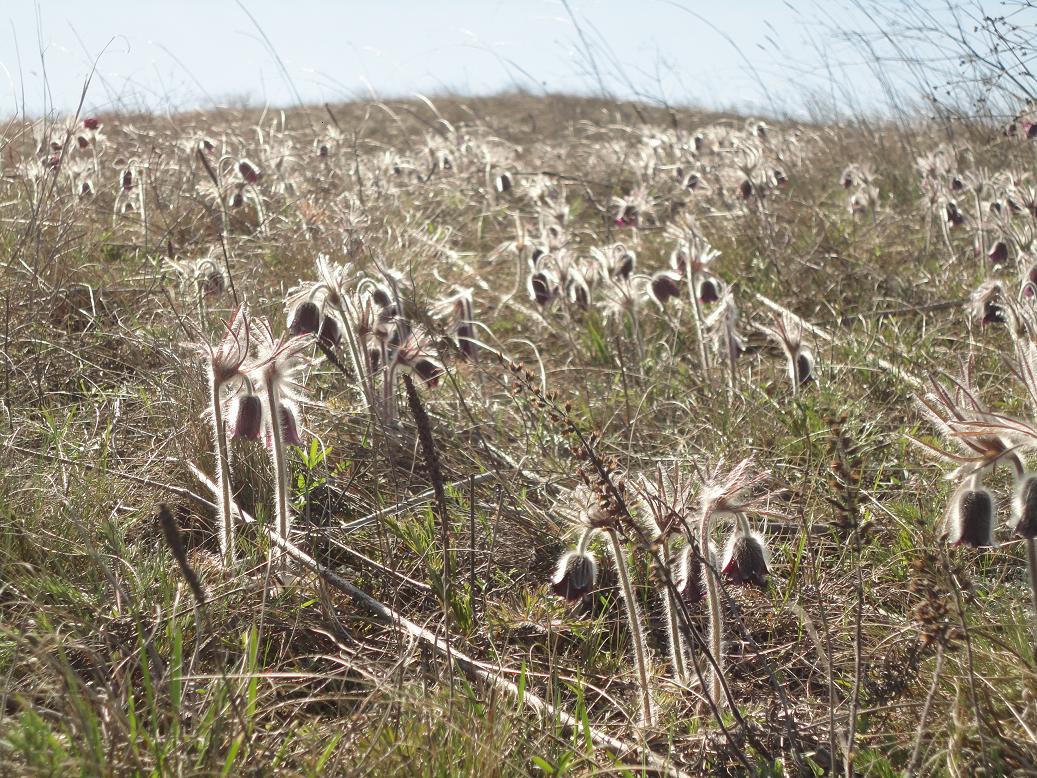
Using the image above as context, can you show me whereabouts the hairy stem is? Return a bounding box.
[1027,538,1037,662]
[265,375,290,567]
[700,509,725,706]
[606,529,654,726]
[662,541,688,684]
[209,375,234,566]
[685,267,710,374]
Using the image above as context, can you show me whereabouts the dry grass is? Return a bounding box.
[1,92,1036,776]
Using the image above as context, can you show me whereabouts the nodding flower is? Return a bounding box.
[1021,261,1037,298]
[988,239,1009,264]
[763,313,815,392]
[565,270,592,311]
[433,287,479,360]
[677,538,716,605]
[971,280,1006,326]
[720,525,770,587]
[273,402,304,448]
[698,277,722,304]
[590,243,636,281]
[946,479,997,548]
[230,393,264,441]
[1014,474,1037,539]
[391,331,445,388]
[289,300,321,337]
[551,548,598,601]
[238,158,261,184]
[526,250,561,308]
[317,314,341,350]
[648,270,683,306]
[944,199,966,228]
[83,117,100,131]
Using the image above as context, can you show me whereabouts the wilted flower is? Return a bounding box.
[551,549,598,601]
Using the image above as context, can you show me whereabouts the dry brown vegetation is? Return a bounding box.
[2,91,1037,776]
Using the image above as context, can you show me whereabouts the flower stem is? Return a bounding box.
[700,509,725,706]
[1027,538,1037,663]
[210,375,235,566]
[606,529,654,727]
[662,542,688,683]
[265,376,290,567]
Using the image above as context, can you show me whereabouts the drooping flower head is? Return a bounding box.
[946,485,997,548]
[721,529,770,587]
[551,549,598,601]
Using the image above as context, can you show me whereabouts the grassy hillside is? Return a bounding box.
[1,93,1036,776]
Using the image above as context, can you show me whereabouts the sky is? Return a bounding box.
[0,1,1009,120]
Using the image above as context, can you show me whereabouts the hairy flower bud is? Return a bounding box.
[721,531,770,588]
[551,550,598,601]
[238,158,261,184]
[948,488,996,548]
[278,403,304,447]
[677,539,716,606]
[650,270,682,305]
[698,277,721,304]
[230,394,264,441]
[988,240,1009,265]
[1014,475,1037,540]
[289,301,321,337]
[317,315,341,350]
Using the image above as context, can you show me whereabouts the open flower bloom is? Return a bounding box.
[551,549,598,601]
[721,529,770,588]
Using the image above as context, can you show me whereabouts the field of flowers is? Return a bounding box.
[2,93,1037,775]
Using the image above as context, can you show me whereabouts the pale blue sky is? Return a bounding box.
[0,1,996,119]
